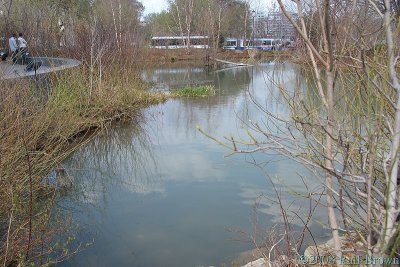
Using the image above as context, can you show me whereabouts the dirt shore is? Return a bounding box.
[135,48,294,63]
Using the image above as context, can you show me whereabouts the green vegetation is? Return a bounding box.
[173,85,216,97]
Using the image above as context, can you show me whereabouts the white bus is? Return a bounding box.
[223,38,244,50]
[150,36,210,49]
[222,38,283,51]
[254,38,276,51]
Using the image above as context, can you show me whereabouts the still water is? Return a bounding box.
[59,62,327,267]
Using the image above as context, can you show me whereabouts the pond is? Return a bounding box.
[58,62,328,267]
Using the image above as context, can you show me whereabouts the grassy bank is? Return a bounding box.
[0,64,167,266]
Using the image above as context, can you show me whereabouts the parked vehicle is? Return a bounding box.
[254,38,283,51]
[223,39,255,50]
[222,38,283,51]
[222,38,242,50]
[244,40,256,49]
[254,38,274,51]
[150,36,209,49]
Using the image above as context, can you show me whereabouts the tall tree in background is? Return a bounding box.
[144,0,251,49]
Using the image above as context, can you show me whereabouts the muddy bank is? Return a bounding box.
[135,48,293,63]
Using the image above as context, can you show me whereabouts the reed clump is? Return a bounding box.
[173,85,216,97]
[0,63,167,266]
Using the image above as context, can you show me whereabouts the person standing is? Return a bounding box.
[8,33,18,62]
[17,33,28,64]
[17,33,27,50]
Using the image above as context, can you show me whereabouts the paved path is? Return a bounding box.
[0,57,81,80]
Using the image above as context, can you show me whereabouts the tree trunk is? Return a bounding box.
[378,0,400,253]
[326,70,342,264]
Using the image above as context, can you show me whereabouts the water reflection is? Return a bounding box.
[59,62,328,267]
[143,65,214,89]
[65,120,161,205]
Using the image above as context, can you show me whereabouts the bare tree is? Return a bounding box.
[168,0,195,50]
[276,0,342,262]
[201,0,400,264]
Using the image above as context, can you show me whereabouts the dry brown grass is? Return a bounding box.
[133,47,292,63]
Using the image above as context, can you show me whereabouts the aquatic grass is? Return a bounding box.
[173,85,216,97]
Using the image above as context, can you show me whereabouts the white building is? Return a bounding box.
[252,11,298,40]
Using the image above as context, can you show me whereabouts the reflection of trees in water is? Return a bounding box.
[63,115,159,206]
[160,66,253,139]
[246,63,306,118]
[150,63,308,140]
[145,63,320,145]
[215,63,331,228]
[190,64,306,135]
[64,60,270,203]
[214,65,252,96]
[143,65,214,90]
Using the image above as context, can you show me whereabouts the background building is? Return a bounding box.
[253,11,268,38]
[253,11,298,40]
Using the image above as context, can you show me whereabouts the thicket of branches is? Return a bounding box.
[0,1,169,266]
[0,0,144,59]
[211,0,400,264]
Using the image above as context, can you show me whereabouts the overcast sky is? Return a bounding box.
[140,0,274,16]
[141,0,168,15]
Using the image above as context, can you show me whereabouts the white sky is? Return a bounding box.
[140,0,274,16]
[141,0,168,15]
